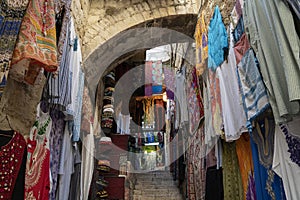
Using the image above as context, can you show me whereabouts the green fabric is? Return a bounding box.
[243,0,300,124]
[222,140,244,200]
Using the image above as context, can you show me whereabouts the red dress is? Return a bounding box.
[0,132,26,200]
[25,119,51,200]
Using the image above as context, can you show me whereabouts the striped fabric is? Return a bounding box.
[236,49,270,123]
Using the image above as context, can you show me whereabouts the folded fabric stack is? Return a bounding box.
[101,71,115,134]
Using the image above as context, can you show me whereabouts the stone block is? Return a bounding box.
[142,1,151,11]
[167,6,176,15]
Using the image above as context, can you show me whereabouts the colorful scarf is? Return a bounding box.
[0,0,29,94]
[10,0,58,84]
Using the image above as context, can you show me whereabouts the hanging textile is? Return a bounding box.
[49,109,65,200]
[203,70,216,147]
[236,133,255,200]
[55,0,72,67]
[187,67,204,135]
[152,60,163,94]
[25,105,52,200]
[0,0,29,97]
[217,24,247,142]
[195,12,208,76]
[174,66,189,129]
[236,49,270,127]
[81,123,95,200]
[154,99,165,131]
[45,16,73,111]
[273,117,300,200]
[163,64,175,100]
[234,33,250,65]
[57,122,74,200]
[10,0,58,85]
[208,6,228,70]
[144,61,152,96]
[193,126,206,200]
[209,69,224,137]
[250,117,286,200]
[222,141,244,200]
[243,0,300,124]
[0,131,26,200]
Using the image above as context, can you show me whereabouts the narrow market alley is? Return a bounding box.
[0,0,299,200]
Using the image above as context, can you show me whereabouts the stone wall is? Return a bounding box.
[76,0,200,60]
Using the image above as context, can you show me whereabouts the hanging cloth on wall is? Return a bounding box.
[9,0,58,85]
[152,60,163,94]
[243,0,300,124]
[222,140,244,200]
[0,131,27,200]
[250,117,286,200]
[273,117,300,200]
[236,49,270,127]
[195,12,208,76]
[25,106,52,200]
[163,64,175,100]
[217,24,247,142]
[187,67,204,135]
[0,0,29,97]
[145,61,153,96]
[208,6,228,70]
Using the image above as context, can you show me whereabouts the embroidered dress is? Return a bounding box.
[0,132,26,200]
[250,117,286,200]
[25,108,52,200]
[0,0,29,95]
[10,0,58,85]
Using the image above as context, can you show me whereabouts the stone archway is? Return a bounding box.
[81,0,200,59]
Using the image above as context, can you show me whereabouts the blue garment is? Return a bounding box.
[250,118,286,200]
[208,6,228,70]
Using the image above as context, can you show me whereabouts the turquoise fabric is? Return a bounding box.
[208,6,228,70]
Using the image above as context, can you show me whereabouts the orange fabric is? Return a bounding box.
[236,133,254,200]
[11,0,58,84]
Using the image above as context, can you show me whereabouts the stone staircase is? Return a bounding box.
[132,171,184,200]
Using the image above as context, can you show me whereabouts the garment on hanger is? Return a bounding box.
[208,6,228,70]
[57,122,74,200]
[236,49,270,125]
[273,117,300,200]
[49,109,65,200]
[25,106,52,199]
[81,123,95,200]
[222,140,244,200]
[217,24,247,142]
[243,0,300,124]
[145,61,153,96]
[187,67,204,135]
[0,0,29,94]
[236,133,254,200]
[250,117,286,200]
[10,0,58,84]
[195,12,208,76]
[0,131,26,200]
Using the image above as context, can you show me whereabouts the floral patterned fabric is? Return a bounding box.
[10,0,58,84]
